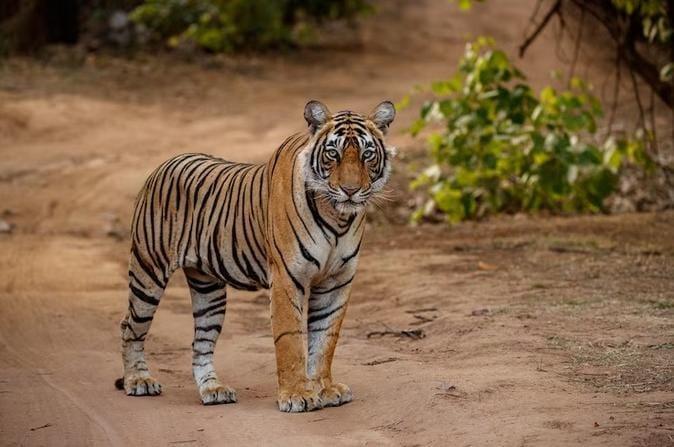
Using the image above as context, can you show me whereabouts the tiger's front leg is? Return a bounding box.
[307,276,353,408]
[270,267,321,412]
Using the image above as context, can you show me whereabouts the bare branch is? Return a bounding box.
[567,0,672,108]
[524,0,545,38]
[519,0,562,58]
[648,88,659,154]
[568,6,585,84]
[621,40,672,108]
[553,6,571,64]
[606,47,621,136]
[628,63,647,134]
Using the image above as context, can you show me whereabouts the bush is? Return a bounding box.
[409,37,651,223]
[130,0,372,52]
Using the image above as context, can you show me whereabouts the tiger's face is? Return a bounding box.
[303,100,396,215]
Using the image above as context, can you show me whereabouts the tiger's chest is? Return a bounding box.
[298,224,364,290]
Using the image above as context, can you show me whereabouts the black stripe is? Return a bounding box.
[305,187,335,240]
[290,155,317,244]
[187,280,224,294]
[286,210,320,269]
[192,298,227,318]
[274,330,303,344]
[128,301,154,323]
[341,240,362,266]
[308,302,346,325]
[242,169,268,281]
[130,283,160,306]
[313,276,354,295]
[132,244,165,289]
[272,236,305,295]
[230,168,255,283]
[195,324,222,333]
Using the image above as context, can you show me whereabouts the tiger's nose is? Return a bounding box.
[340,185,360,197]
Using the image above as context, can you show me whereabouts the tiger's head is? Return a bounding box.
[302,100,396,215]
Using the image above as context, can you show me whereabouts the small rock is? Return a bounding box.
[0,219,13,234]
[436,382,457,392]
[477,261,497,271]
[108,11,129,30]
[470,308,489,316]
[102,213,127,240]
[108,11,132,46]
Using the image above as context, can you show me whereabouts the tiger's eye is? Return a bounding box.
[362,149,374,159]
[327,149,339,159]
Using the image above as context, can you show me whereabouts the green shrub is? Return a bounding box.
[409,37,651,223]
[130,0,372,52]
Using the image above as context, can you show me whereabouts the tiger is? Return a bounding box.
[115,100,396,412]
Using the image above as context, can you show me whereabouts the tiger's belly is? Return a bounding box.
[181,240,270,291]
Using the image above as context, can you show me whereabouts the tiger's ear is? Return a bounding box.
[304,100,331,134]
[368,101,396,134]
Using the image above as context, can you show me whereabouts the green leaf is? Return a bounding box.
[434,185,465,222]
[660,62,673,81]
[408,118,427,136]
[457,0,473,11]
[396,95,411,111]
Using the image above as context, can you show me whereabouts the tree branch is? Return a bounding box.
[628,63,646,131]
[567,0,672,108]
[648,89,659,154]
[519,0,562,58]
[568,6,585,83]
[606,47,621,136]
[621,39,672,108]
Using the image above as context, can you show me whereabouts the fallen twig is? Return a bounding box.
[548,246,591,254]
[410,314,435,325]
[404,308,438,314]
[366,329,425,340]
[434,383,466,399]
[362,357,398,366]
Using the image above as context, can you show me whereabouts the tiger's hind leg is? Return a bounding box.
[184,268,236,405]
[119,252,168,396]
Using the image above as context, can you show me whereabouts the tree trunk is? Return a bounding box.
[0,0,80,54]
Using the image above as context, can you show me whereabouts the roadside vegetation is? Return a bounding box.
[407,38,651,222]
[1,0,671,224]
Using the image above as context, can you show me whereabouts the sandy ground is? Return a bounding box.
[1,1,673,446]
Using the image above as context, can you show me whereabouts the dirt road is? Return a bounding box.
[1,1,672,445]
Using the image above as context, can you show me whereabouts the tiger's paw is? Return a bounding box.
[199,380,237,405]
[319,382,352,408]
[124,374,162,396]
[277,388,322,412]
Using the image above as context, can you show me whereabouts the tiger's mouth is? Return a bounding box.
[334,198,367,215]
